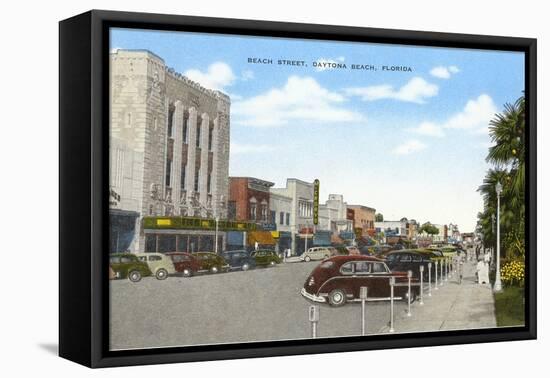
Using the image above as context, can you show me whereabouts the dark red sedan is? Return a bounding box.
[301,255,419,306]
[165,252,201,277]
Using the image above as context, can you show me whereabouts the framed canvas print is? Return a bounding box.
[59,10,537,368]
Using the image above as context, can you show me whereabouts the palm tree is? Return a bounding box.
[486,96,525,203]
[479,94,525,259]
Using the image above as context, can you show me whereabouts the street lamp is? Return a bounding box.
[494,181,503,292]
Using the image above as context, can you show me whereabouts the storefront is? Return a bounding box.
[110,209,140,253]
[142,216,257,253]
[247,231,276,250]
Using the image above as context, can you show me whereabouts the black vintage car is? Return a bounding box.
[221,250,257,271]
[384,250,434,281]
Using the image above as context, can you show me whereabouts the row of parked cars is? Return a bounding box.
[301,245,464,307]
[109,249,282,282]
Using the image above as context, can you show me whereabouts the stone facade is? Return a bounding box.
[110,49,230,252]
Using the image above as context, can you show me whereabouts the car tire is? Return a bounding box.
[324,255,329,259]
[210,266,219,274]
[242,263,250,271]
[128,270,142,283]
[182,268,192,277]
[328,289,347,307]
[155,268,168,280]
[304,256,311,262]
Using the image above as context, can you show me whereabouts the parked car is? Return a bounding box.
[109,253,152,282]
[384,250,434,281]
[165,252,201,277]
[300,246,336,262]
[437,246,459,258]
[333,246,349,255]
[418,248,446,262]
[346,246,361,255]
[368,244,394,257]
[109,265,117,280]
[251,249,282,267]
[301,255,419,306]
[192,252,230,273]
[222,250,256,271]
[359,246,373,256]
[135,252,176,280]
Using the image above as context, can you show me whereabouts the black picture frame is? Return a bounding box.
[59,9,537,368]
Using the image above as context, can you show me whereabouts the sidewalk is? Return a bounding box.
[378,259,497,333]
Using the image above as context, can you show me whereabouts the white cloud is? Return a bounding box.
[230,142,274,155]
[232,75,364,127]
[184,62,236,91]
[392,139,427,155]
[442,94,497,132]
[408,122,445,137]
[241,69,254,81]
[430,65,460,79]
[345,77,438,104]
[407,94,497,139]
[314,56,345,71]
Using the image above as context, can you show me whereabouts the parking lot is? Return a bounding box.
[110,261,407,350]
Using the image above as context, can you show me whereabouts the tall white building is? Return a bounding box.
[109,49,231,253]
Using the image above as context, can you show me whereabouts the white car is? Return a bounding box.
[300,247,336,262]
[135,252,176,280]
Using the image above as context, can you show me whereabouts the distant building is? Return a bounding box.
[318,194,354,234]
[270,178,314,255]
[228,177,276,250]
[347,204,376,237]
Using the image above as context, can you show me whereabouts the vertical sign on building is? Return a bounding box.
[313,179,320,225]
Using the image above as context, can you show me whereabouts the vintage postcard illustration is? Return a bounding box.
[108,28,526,350]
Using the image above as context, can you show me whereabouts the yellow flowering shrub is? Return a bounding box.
[500,260,525,287]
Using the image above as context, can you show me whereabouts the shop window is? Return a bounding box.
[145,235,157,252]
[158,235,176,253]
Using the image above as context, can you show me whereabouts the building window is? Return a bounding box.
[208,124,214,151]
[286,213,290,226]
[250,203,257,220]
[261,202,268,222]
[165,159,172,187]
[207,172,212,194]
[280,212,284,225]
[194,168,200,192]
[180,164,186,191]
[249,197,257,220]
[126,113,131,128]
[167,104,175,137]
[196,116,202,147]
[271,210,276,224]
[183,115,189,143]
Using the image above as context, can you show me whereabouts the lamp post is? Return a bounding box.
[494,181,503,292]
[215,215,219,254]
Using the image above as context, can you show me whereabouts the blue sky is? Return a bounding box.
[111,28,525,232]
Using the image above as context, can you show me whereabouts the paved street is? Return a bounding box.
[110,261,406,350]
[110,255,496,350]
